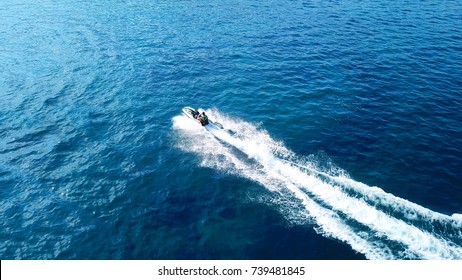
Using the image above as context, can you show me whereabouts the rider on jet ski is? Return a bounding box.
[196,111,209,126]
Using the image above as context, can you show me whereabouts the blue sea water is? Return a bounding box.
[1,0,461,260]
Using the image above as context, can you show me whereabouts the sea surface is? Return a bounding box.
[1,0,461,260]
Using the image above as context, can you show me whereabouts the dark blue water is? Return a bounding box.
[1,0,461,259]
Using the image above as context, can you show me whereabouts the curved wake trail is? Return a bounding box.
[172,109,462,259]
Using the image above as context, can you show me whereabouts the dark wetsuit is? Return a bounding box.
[200,115,209,126]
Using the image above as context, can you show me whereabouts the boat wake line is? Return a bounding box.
[172,109,462,259]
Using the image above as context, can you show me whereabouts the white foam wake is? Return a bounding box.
[172,109,462,259]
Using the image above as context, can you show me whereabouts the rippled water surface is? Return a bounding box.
[1,0,461,259]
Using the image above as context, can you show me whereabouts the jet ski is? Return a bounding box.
[182,106,223,129]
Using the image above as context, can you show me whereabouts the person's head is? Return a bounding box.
[202,112,206,115]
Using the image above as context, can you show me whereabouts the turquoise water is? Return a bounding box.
[1,0,461,259]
